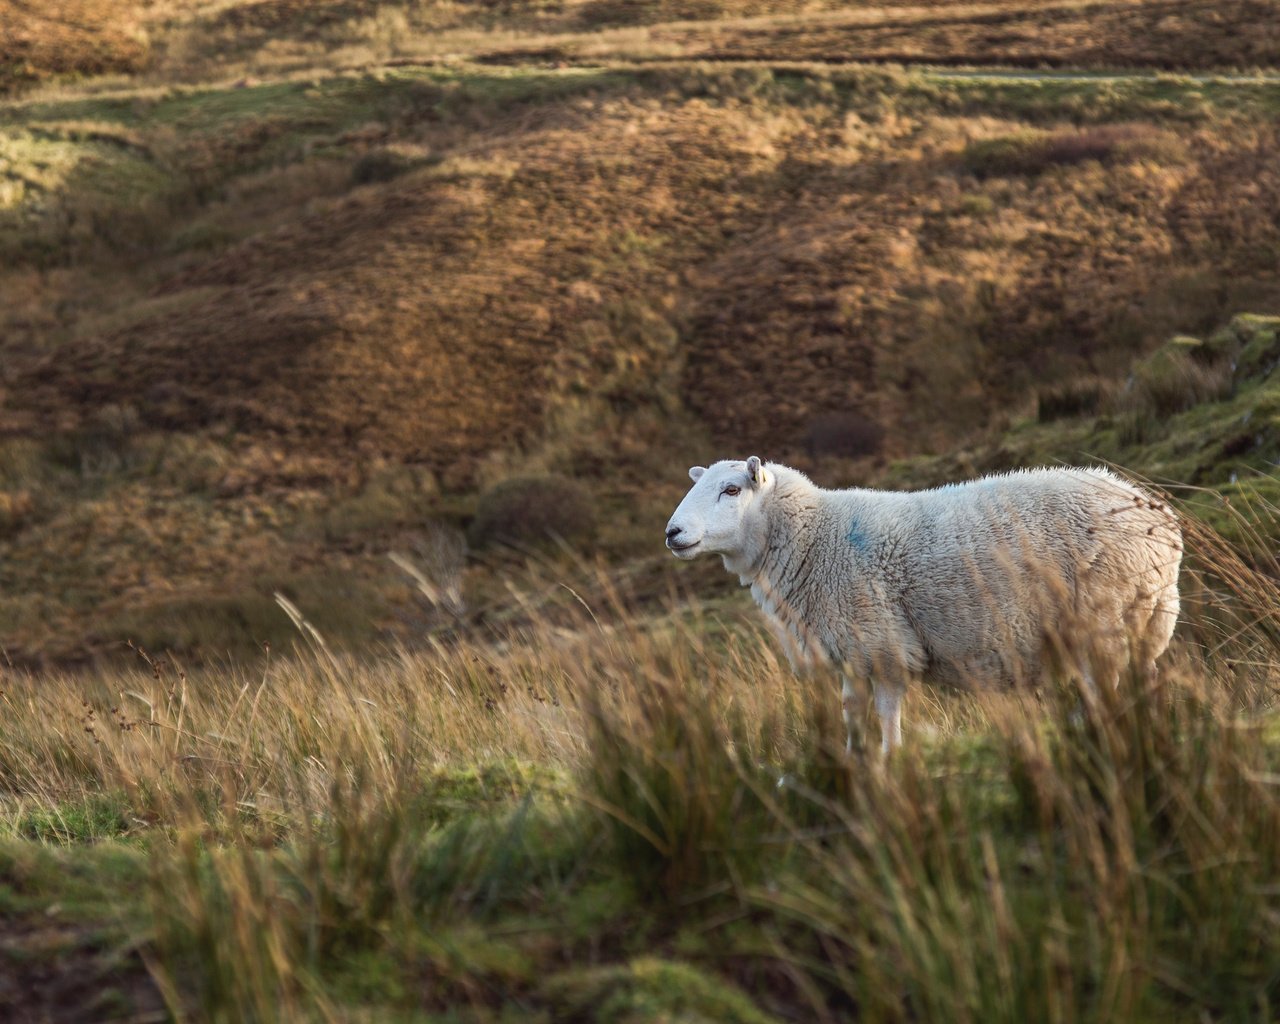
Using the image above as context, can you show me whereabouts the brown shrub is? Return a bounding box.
[1124,343,1234,419]
[468,475,596,550]
[961,124,1187,180]
[0,488,34,537]
[46,404,143,477]
[210,0,378,32]
[803,411,885,459]
[1037,379,1110,423]
[350,147,418,186]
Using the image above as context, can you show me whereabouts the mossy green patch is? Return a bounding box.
[9,792,135,844]
[0,838,148,919]
[1230,313,1280,381]
[543,957,785,1024]
[921,72,1251,124]
[414,762,569,826]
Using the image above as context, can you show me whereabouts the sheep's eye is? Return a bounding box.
[723,485,741,497]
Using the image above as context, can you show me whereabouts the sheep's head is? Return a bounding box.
[665,456,773,574]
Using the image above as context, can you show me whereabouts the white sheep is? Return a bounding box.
[664,457,1182,753]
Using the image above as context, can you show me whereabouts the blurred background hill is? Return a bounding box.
[2,0,1279,665]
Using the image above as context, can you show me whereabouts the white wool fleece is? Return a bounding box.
[665,458,1182,751]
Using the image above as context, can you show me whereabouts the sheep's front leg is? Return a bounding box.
[840,675,858,753]
[841,674,906,754]
[872,677,905,755]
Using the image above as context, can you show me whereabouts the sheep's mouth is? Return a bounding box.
[667,539,701,554]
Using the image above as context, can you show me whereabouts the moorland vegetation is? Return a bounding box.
[2,1,1280,1020]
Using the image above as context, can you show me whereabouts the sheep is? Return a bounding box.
[664,457,1182,753]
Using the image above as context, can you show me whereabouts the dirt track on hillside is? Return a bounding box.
[476,0,1280,71]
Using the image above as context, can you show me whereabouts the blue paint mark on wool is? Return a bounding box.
[846,516,871,555]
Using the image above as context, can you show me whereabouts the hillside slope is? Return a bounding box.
[881,314,1280,540]
[1,3,1279,663]
[0,0,147,92]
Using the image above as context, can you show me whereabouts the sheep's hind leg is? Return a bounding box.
[873,678,905,755]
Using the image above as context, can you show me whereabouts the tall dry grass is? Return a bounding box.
[1,498,1279,1019]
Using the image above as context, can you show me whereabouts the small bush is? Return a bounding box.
[1126,343,1234,418]
[0,489,35,538]
[468,475,596,550]
[350,147,418,186]
[961,124,1187,179]
[45,404,143,477]
[804,411,885,459]
[1037,378,1109,422]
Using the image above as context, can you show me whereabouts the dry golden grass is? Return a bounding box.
[0,589,774,834]
[2,509,1279,1020]
[119,0,1280,83]
[2,490,1276,840]
[0,0,149,92]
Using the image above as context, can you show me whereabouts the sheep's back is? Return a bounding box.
[885,469,1180,685]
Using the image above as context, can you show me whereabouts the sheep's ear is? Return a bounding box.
[746,456,768,487]
[689,466,706,483]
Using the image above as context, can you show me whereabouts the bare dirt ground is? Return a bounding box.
[0,917,163,1024]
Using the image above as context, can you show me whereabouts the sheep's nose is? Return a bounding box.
[665,525,683,542]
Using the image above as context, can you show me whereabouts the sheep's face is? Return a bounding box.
[665,457,772,574]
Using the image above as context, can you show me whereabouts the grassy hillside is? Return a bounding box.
[2,47,1279,663]
[39,0,1277,86]
[4,3,1280,1021]
[0,1,148,93]
[464,0,1280,71]
[16,0,1278,105]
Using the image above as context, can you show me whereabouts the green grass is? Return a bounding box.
[544,957,786,1024]
[9,792,136,844]
[0,839,147,915]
